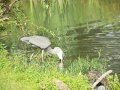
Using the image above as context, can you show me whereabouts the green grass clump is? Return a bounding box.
[0,44,120,90]
[67,57,106,75]
[0,47,90,90]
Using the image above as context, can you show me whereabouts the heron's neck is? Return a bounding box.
[47,47,56,54]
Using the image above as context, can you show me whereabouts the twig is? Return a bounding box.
[0,17,9,21]
[92,70,113,88]
[2,0,17,15]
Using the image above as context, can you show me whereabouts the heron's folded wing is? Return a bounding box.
[20,37,32,44]
[29,36,51,49]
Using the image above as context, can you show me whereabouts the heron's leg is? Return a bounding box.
[30,53,34,61]
[42,50,44,62]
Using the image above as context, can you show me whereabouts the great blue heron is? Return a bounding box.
[20,36,64,65]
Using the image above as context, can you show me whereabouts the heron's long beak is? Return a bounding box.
[58,59,64,70]
[59,58,64,63]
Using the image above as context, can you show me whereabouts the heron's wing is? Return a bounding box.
[20,37,32,44]
[29,36,51,49]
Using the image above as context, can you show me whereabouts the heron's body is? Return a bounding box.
[20,36,64,68]
[21,36,51,49]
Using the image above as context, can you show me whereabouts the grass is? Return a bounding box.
[0,44,120,90]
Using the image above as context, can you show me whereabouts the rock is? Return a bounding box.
[53,79,70,90]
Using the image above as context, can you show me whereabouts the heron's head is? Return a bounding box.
[53,47,64,62]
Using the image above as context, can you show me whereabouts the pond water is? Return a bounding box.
[65,18,120,77]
